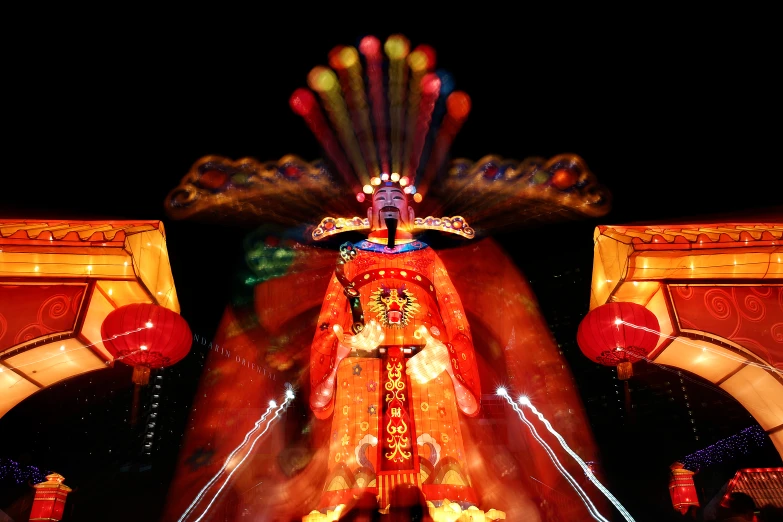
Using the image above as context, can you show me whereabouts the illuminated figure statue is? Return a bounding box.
[309,181,491,515]
[162,34,613,522]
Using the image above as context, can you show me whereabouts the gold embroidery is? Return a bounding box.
[384,361,411,462]
[385,362,405,403]
[369,286,420,328]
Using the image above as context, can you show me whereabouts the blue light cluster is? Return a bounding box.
[0,457,49,484]
[681,425,767,472]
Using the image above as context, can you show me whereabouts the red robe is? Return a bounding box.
[309,239,482,510]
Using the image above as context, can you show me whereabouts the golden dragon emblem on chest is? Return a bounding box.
[368,284,420,328]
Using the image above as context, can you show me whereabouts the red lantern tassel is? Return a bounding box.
[130,366,150,427]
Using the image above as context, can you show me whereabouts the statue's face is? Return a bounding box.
[369,185,414,231]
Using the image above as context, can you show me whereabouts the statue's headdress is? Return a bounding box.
[164,34,611,239]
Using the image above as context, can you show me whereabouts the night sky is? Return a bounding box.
[2,9,781,522]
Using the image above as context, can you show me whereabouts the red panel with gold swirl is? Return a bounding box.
[669,285,783,371]
[0,283,87,353]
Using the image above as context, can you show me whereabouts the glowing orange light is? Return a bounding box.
[446,91,471,120]
[552,168,578,190]
[362,185,373,194]
[413,193,423,203]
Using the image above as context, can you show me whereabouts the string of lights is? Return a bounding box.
[0,457,49,484]
[680,425,768,472]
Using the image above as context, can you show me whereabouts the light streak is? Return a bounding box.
[496,388,610,522]
[518,395,636,522]
[183,391,294,522]
[177,400,279,521]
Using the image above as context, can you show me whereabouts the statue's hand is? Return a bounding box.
[332,320,384,356]
[406,339,450,384]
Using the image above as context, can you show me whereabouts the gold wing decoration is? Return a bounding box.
[422,153,611,234]
[164,155,362,227]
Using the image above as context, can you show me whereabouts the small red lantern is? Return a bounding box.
[576,301,660,380]
[669,462,699,514]
[30,473,72,522]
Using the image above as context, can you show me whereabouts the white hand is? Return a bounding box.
[406,336,450,384]
[333,320,384,354]
[407,327,479,416]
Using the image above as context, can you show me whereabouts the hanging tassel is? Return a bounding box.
[617,361,633,380]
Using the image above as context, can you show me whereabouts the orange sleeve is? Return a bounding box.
[430,249,482,412]
[309,272,349,418]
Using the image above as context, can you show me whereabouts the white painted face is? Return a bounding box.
[368,185,415,231]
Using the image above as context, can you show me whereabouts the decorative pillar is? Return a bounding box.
[669,462,699,514]
[29,473,72,522]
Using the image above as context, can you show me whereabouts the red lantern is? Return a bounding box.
[102,303,192,384]
[102,303,191,426]
[576,301,660,380]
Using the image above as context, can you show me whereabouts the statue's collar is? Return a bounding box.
[355,239,428,254]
